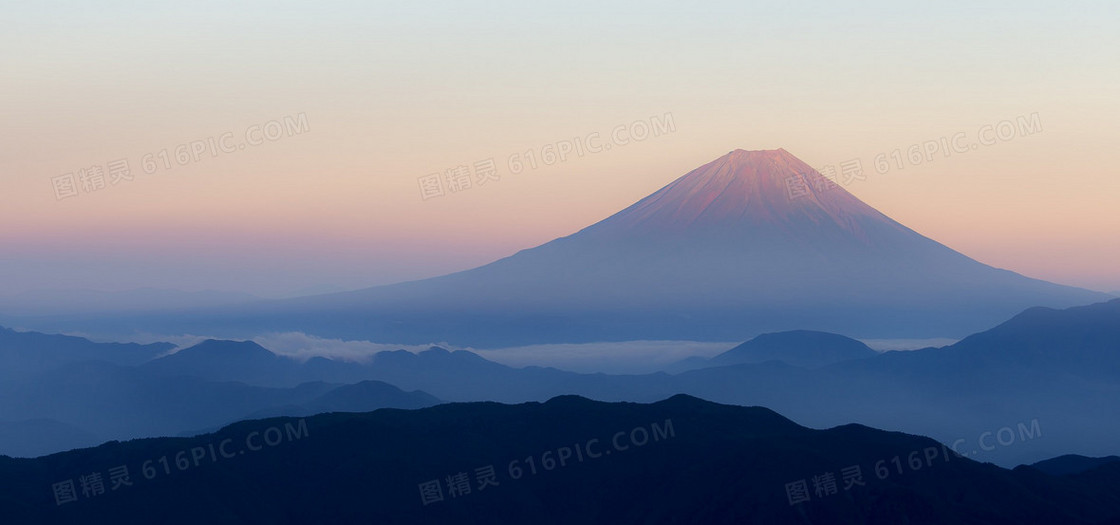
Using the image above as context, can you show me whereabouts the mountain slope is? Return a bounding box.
[202,148,1106,345]
[940,298,1120,377]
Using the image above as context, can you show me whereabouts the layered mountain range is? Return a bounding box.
[4,298,1118,465]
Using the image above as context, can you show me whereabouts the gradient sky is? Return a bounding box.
[2,0,1119,299]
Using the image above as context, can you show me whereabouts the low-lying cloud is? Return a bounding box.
[111,331,736,374]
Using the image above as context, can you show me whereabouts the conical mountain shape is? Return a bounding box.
[588,148,887,234]
[166,149,1110,346]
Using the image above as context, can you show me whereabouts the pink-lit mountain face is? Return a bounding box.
[577,149,933,256]
[592,148,889,236]
[109,149,1111,346]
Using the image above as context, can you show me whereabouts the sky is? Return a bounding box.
[2,0,1119,300]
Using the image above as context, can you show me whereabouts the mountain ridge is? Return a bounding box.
[4,395,1119,524]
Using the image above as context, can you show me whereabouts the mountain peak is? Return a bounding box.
[725,147,793,162]
[153,339,280,366]
[709,330,877,368]
[585,147,890,238]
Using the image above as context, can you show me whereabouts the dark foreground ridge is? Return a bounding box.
[2,395,1120,524]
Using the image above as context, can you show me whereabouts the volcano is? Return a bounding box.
[123,149,1111,345]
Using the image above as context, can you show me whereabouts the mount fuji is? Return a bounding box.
[58,149,1111,346]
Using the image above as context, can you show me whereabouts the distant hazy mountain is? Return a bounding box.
[0,326,173,380]
[239,380,441,420]
[73,148,1104,347]
[4,395,1119,524]
[304,380,439,411]
[936,299,1120,379]
[1031,454,1120,476]
[0,366,441,457]
[703,330,877,369]
[0,360,331,452]
[0,331,443,457]
[141,339,306,386]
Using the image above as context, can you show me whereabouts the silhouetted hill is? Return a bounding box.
[2,396,1119,524]
[1031,454,1120,476]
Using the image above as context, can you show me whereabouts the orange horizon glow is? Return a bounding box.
[2,2,1118,297]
